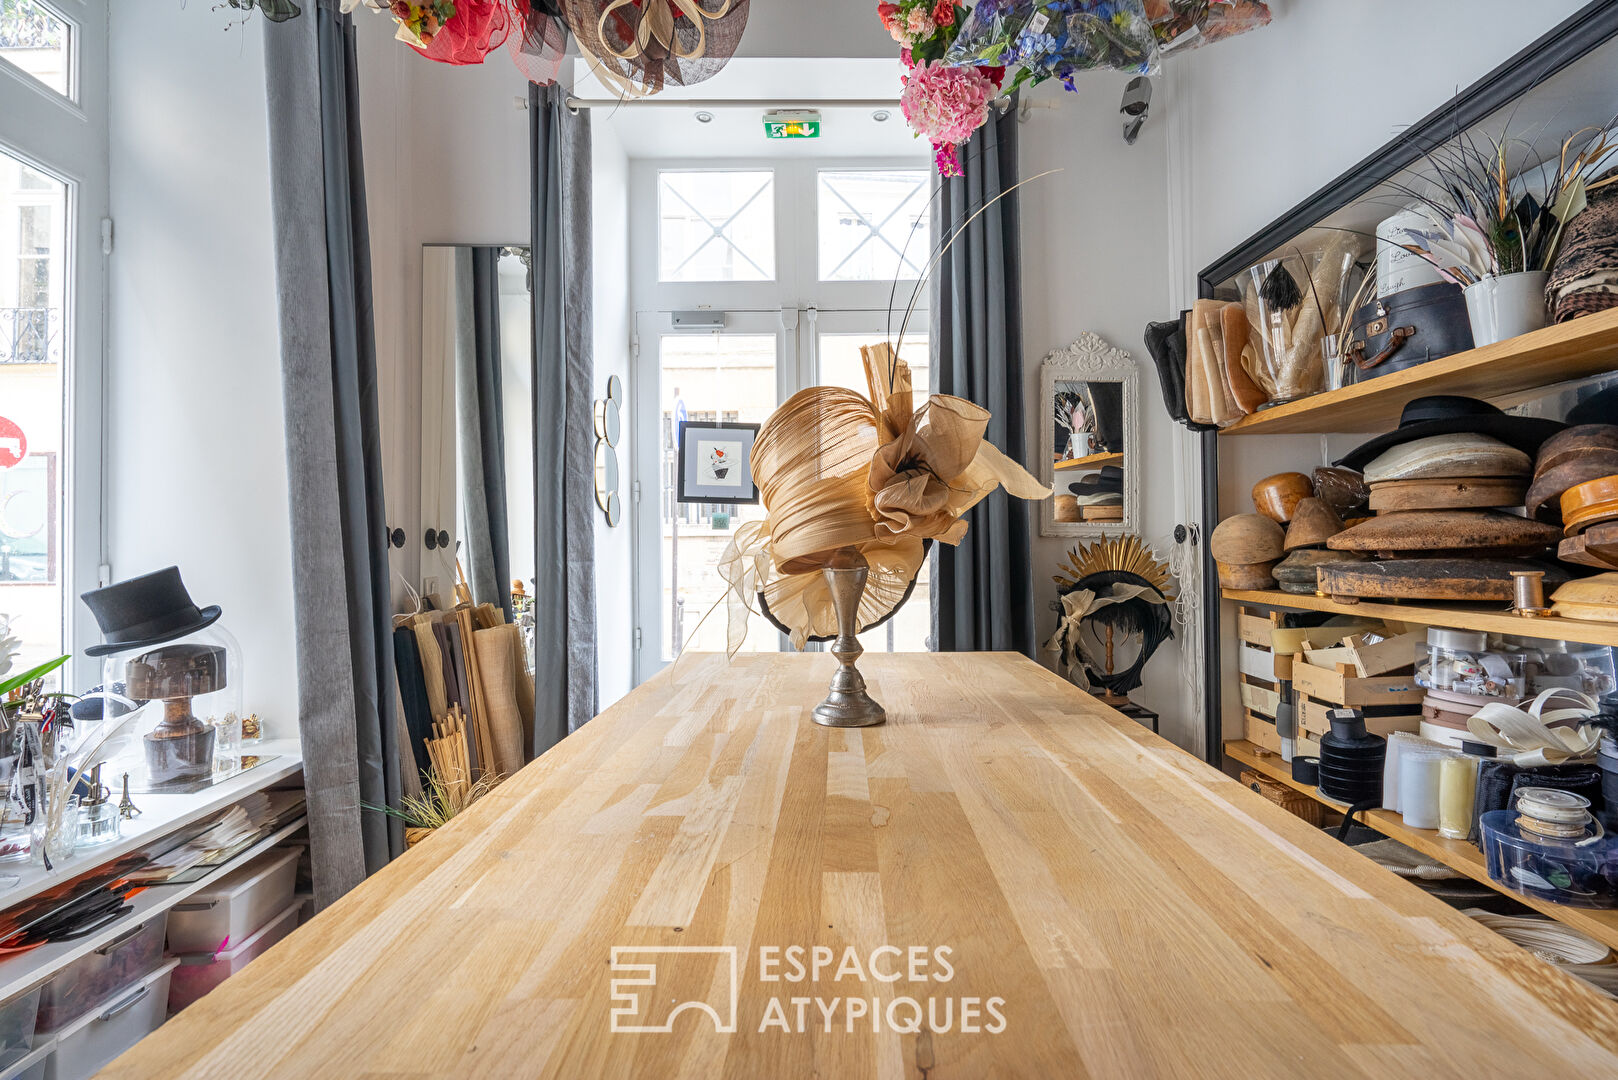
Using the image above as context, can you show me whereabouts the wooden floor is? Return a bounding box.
[105,653,1618,1079]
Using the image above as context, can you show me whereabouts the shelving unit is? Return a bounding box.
[1225,739,1618,950]
[1222,589,1618,647]
[1053,451,1123,471]
[0,811,309,1004]
[1216,308,1618,436]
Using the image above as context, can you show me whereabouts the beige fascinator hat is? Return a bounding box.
[718,343,1051,653]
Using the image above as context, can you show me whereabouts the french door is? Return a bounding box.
[631,308,931,683]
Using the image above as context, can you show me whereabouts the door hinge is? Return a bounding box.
[633,627,643,650]
[632,479,642,504]
[100,218,114,256]
[97,563,112,587]
[630,334,640,361]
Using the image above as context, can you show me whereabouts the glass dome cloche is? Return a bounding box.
[79,566,244,788]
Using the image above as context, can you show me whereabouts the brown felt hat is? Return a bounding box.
[1211,513,1285,563]
[1283,498,1346,550]
[1326,509,1560,558]
[1251,472,1312,523]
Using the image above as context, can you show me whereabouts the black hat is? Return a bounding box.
[1335,396,1565,472]
[1069,465,1123,496]
[1567,384,1618,427]
[80,567,222,657]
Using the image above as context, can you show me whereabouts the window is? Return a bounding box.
[0,148,68,674]
[0,0,72,99]
[818,170,929,281]
[658,170,775,282]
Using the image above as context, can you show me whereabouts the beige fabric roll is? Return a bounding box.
[411,614,448,721]
[475,626,527,779]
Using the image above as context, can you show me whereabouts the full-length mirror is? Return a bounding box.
[1040,332,1140,536]
[419,244,534,635]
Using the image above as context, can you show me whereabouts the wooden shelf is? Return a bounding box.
[1222,588,1618,647]
[1224,739,1618,950]
[1217,307,1618,436]
[1053,451,1123,471]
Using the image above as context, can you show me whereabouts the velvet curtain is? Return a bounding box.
[530,84,598,752]
[930,101,1038,656]
[263,0,403,908]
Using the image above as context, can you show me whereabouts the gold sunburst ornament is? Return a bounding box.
[1053,536,1174,600]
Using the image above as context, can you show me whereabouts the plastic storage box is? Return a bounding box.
[167,901,300,1015]
[0,988,40,1072]
[35,916,167,1034]
[42,959,177,1080]
[1480,809,1618,908]
[165,846,301,954]
[0,1038,51,1080]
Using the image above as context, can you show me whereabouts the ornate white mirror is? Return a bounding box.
[1039,332,1140,537]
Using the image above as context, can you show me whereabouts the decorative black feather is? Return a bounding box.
[1259,263,1303,312]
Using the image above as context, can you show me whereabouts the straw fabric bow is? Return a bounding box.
[596,0,735,62]
[715,343,1050,655]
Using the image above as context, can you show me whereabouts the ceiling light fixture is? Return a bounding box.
[695,110,715,123]
[872,109,891,123]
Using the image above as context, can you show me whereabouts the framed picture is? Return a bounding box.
[676,421,761,505]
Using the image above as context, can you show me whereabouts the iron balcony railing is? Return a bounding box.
[0,307,61,365]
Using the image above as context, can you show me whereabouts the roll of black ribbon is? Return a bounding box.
[1292,756,1320,785]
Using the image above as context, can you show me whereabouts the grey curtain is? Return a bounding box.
[530,84,597,751]
[455,246,512,622]
[263,1,403,909]
[930,101,1038,656]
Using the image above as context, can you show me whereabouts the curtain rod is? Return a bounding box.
[563,96,900,110]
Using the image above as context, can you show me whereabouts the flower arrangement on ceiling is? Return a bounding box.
[885,0,1271,176]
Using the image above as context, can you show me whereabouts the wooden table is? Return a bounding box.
[105,653,1618,1078]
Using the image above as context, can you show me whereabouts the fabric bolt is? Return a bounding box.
[433,618,463,713]
[531,84,599,751]
[474,626,527,779]
[1548,171,1618,323]
[456,246,513,622]
[930,95,1038,656]
[412,615,447,719]
[262,0,403,908]
[392,625,434,779]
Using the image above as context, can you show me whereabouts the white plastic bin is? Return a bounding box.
[165,846,301,954]
[0,989,40,1072]
[167,901,300,1015]
[43,959,177,1080]
[0,1037,52,1080]
[36,917,167,1034]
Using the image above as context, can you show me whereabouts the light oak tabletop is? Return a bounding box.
[105,652,1618,1078]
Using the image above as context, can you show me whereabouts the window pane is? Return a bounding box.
[0,1,70,97]
[818,170,930,282]
[659,334,779,659]
[658,171,775,282]
[817,332,932,654]
[0,150,69,681]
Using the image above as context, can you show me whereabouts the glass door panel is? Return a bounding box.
[656,331,781,661]
[0,148,69,680]
[816,327,931,654]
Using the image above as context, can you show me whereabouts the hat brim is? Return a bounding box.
[84,605,223,657]
[1335,415,1565,472]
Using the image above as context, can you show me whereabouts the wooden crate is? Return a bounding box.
[1238,608,1280,647]
[1299,695,1422,739]
[1239,677,1280,718]
[1239,644,1280,682]
[1241,770,1326,827]
[1243,711,1282,754]
[1270,620,1382,655]
[1292,659,1424,707]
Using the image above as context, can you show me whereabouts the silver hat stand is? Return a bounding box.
[812,548,887,728]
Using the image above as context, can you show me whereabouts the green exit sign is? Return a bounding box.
[764,110,821,139]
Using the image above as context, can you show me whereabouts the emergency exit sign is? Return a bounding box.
[764,110,821,139]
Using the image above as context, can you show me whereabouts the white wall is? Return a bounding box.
[106,7,296,734]
[739,0,893,59]
[593,121,635,708]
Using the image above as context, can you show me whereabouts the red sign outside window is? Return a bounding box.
[0,416,26,470]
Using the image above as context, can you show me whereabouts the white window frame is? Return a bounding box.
[626,157,932,683]
[0,0,106,683]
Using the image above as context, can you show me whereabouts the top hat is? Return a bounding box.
[1335,396,1564,473]
[80,566,222,657]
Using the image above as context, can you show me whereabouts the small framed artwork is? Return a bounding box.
[676,421,761,505]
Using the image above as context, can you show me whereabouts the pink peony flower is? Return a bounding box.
[901,60,995,148]
[905,7,934,34]
[932,0,954,26]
